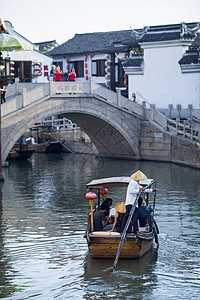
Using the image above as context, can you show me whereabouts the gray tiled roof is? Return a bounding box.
[49,22,200,66]
[122,54,143,67]
[179,33,200,65]
[178,51,199,65]
[49,30,134,57]
[139,23,199,43]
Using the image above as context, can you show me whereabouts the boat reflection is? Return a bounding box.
[84,245,158,275]
[82,247,158,299]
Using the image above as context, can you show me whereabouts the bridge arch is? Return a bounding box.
[2,95,142,163]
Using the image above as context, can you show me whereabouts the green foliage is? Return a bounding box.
[43,42,57,52]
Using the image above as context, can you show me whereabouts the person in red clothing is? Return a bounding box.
[68,67,77,81]
[55,66,62,81]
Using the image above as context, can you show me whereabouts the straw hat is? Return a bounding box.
[131,170,147,181]
[115,202,126,214]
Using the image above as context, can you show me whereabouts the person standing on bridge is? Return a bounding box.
[55,65,62,81]
[132,92,136,102]
[50,65,56,81]
[68,67,77,82]
[1,85,6,103]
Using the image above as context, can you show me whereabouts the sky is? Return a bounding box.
[1,0,200,45]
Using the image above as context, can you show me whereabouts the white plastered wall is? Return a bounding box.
[128,42,200,109]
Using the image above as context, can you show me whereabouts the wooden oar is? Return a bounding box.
[112,179,156,272]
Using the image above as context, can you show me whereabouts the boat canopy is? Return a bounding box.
[87,176,154,189]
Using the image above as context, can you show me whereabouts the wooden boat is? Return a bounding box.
[27,125,63,153]
[7,149,34,160]
[28,140,63,153]
[85,176,158,260]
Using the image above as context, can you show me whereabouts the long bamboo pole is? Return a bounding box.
[0,92,4,180]
[112,179,156,271]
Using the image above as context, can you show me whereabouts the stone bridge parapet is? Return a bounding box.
[2,80,200,168]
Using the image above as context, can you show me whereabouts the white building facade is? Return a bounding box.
[3,21,53,83]
[123,23,200,109]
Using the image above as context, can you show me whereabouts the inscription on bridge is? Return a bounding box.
[55,82,86,94]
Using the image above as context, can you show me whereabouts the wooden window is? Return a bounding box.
[69,61,84,77]
[14,61,32,82]
[92,59,106,76]
[92,61,97,76]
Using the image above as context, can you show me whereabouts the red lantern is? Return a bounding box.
[100,188,108,195]
[84,56,87,62]
[105,61,110,67]
[86,192,97,200]
[66,58,69,63]
[86,191,96,231]
[85,69,88,74]
[86,75,89,80]
[85,63,88,68]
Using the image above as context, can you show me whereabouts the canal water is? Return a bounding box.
[0,153,199,299]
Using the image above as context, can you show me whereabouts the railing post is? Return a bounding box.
[115,87,124,107]
[22,88,27,108]
[116,88,122,107]
[191,128,194,141]
[183,120,187,138]
[89,77,93,94]
[188,104,193,117]
[63,117,67,129]
[15,77,20,95]
[165,112,169,131]
[142,101,147,120]
[49,76,54,96]
[176,104,181,119]
[168,104,173,119]
[176,118,180,135]
[52,116,55,127]
[150,104,155,121]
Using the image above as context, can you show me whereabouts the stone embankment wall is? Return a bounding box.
[140,123,200,169]
[32,124,200,168]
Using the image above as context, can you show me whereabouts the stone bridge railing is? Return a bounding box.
[2,79,200,144]
[2,78,145,118]
[146,104,200,143]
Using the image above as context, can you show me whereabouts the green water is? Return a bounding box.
[0,153,199,299]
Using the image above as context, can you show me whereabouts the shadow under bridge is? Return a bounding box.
[1,83,143,162]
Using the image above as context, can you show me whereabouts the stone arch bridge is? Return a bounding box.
[2,80,149,164]
[3,79,199,168]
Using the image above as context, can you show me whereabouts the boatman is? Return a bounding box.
[121,170,152,233]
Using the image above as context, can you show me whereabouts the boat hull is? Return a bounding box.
[7,150,34,160]
[87,232,154,259]
[28,141,63,153]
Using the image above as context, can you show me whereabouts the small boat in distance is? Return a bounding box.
[85,176,158,260]
[26,125,63,153]
[28,140,63,153]
[7,150,34,160]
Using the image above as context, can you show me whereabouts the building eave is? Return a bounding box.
[180,64,200,73]
[140,39,193,49]
[123,66,144,75]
